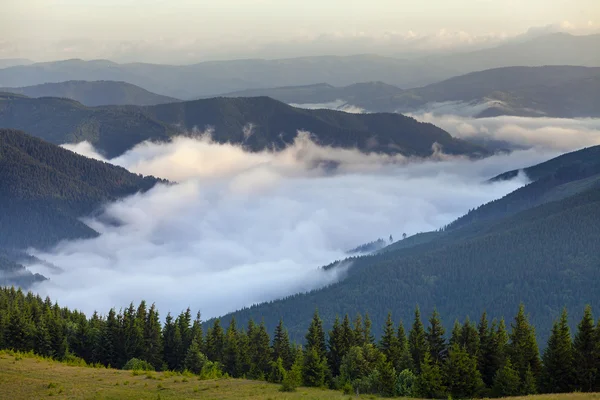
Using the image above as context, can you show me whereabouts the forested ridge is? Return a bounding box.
[217,145,600,345]
[2,287,599,398]
[0,93,488,158]
[0,129,163,285]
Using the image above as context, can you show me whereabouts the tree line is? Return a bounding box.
[1,287,599,398]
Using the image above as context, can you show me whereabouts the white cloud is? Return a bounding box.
[36,133,538,319]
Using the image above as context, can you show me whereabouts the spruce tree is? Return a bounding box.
[414,352,446,398]
[444,344,484,399]
[162,313,178,370]
[306,310,327,360]
[460,317,480,358]
[397,321,413,371]
[508,304,541,391]
[477,312,493,387]
[492,359,521,397]
[273,319,293,370]
[353,314,365,347]
[223,318,241,377]
[449,319,462,348]
[303,347,326,387]
[541,309,574,393]
[573,305,598,392]
[190,311,204,354]
[250,322,272,379]
[408,306,428,373]
[426,309,447,364]
[184,339,208,374]
[379,312,401,369]
[205,319,224,364]
[327,316,346,377]
[363,313,375,345]
[144,303,163,369]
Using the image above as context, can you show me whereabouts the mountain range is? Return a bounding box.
[213,144,600,343]
[1,80,178,106]
[0,33,598,98]
[222,65,600,118]
[0,94,487,159]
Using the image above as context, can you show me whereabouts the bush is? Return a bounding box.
[396,369,416,397]
[280,362,302,392]
[122,358,155,371]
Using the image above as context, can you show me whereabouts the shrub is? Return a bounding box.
[123,358,155,371]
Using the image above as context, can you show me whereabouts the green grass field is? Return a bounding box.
[1,351,599,400]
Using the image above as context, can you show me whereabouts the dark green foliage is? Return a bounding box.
[122,358,154,371]
[1,286,599,398]
[508,304,541,391]
[426,309,447,364]
[492,360,521,397]
[305,310,327,360]
[573,305,599,392]
[408,307,428,374]
[272,320,293,370]
[414,352,446,399]
[302,347,326,387]
[541,309,575,393]
[444,344,485,399]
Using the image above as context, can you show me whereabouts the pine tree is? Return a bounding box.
[376,359,397,397]
[508,304,541,391]
[273,320,293,370]
[223,318,241,377]
[363,313,375,345]
[379,312,401,369]
[492,359,521,397]
[249,322,272,379]
[205,319,224,364]
[33,316,53,357]
[444,344,484,399]
[306,310,326,359]
[123,303,144,361]
[397,321,413,371]
[449,319,462,348]
[352,314,365,347]
[426,309,447,364]
[327,316,347,377]
[477,312,493,387]
[184,338,208,374]
[408,306,428,373]
[414,352,446,398]
[143,303,163,369]
[573,305,598,392]
[542,309,574,393]
[303,347,326,387]
[177,308,192,355]
[460,317,480,358]
[190,311,204,354]
[162,313,179,370]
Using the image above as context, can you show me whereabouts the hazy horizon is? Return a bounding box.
[2,0,599,64]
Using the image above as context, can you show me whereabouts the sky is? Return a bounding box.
[1,0,599,62]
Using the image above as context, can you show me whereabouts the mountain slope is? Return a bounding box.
[216,145,600,343]
[0,94,488,158]
[0,80,179,106]
[0,129,163,285]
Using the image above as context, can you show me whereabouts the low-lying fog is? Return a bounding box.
[26,114,598,319]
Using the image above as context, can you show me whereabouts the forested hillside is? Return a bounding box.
[0,129,162,285]
[0,94,487,158]
[0,80,179,106]
[216,145,600,344]
[2,287,600,398]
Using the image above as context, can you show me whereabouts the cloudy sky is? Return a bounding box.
[1,0,599,63]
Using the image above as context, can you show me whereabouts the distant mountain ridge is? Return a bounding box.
[221,66,600,118]
[0,94,488,159]
[0,33,598,98]
[0,80,179,106]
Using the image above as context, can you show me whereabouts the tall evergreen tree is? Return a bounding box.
[143,303,163,369]
[352,314,365,347]
[408,306,428,373]
[414,352,446,399]
[205,319,224,364]
[303,347,326,387]
[449,319,462,348]
[306,310,327,360]
[541,309,574,393]
[190,311,204,354]
[397,320,413,371]
[508,304,541,393]
[379,312,401,368]
[363,313,375,345]
[444,344,484,399]
[327,316,347,377]
[223,318,241,377]
[426,309,447,364]
[272,319,293,370]
[460,317,480,358]
[573,305,598,392]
